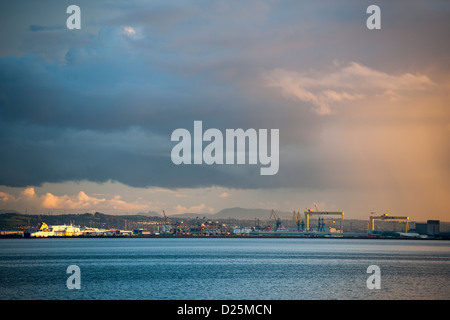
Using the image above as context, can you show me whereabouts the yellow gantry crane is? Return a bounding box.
[369,214,409,232]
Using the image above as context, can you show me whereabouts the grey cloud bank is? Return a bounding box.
[0,0,449,222]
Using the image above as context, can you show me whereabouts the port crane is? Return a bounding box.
[162,210,169,224]
[293,211,304,231]
[369,214,409,233]
[161,210,172,234]
[270,210,282,231]
[304,207,344,232]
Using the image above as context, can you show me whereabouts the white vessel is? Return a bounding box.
[31,222,82,237]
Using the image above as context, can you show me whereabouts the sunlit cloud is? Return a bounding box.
[263,61,434,115]
[123,26,136,35]
[122,25,144,40]
[0,187,151,213]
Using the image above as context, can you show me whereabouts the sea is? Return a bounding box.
[0,237,449,300]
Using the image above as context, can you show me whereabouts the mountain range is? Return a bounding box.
[138,207,294,220]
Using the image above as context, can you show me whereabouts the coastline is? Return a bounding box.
[1,234,449,240]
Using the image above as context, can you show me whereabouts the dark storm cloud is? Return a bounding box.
[1,0,449,193]
[0,23,313,189]
[29,25,64,32]
[0,117,323,189]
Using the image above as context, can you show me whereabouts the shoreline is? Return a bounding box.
[1,234,448,240]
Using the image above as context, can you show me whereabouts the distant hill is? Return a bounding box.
[0,211,164,231]
[169,207,292,220]
[136,211,162,217]
[0,209,22,214]
[168,212,212,219]
[0,207,294,224]
[214,207,292,220]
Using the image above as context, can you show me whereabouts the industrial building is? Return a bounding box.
[415,220,440,237]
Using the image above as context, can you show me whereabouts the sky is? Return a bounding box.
[0,0,449,221]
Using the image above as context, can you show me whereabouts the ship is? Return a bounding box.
[31,222,83,237]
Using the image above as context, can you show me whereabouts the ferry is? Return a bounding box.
[31,222,83,237]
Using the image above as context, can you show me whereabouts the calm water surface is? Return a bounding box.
[0,238,449,300]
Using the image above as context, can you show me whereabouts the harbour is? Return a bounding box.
[1,209,447,240]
